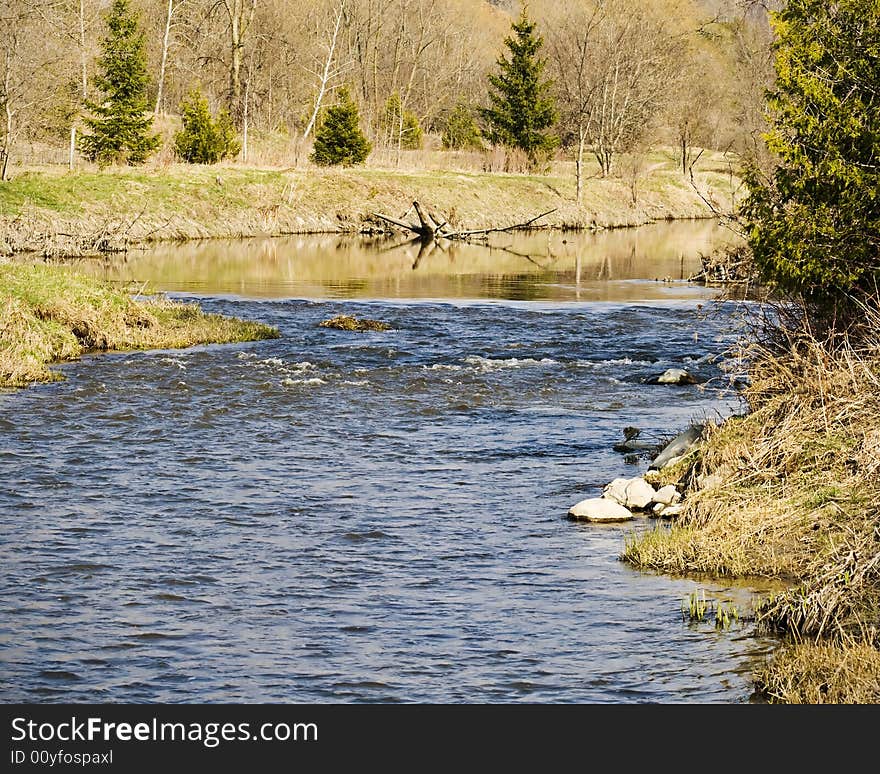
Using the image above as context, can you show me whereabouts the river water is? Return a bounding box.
[0,221,781,703]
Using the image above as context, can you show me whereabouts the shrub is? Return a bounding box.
[173,88,240,164]
[381,92,423,150]
[441,103,483,151]
[309,87,372,167]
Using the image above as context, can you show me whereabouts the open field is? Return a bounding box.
[0,147,741,258]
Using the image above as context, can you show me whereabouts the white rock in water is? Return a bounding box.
[657,368,696,385]
[658,503,683,518]
[568,497,634,522]
[603,477,657,510]
[652,485,682,507]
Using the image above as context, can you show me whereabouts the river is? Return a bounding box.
[0,220,781,703]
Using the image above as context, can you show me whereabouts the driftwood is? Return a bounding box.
[373,201,556,241]
[689,245,758,286]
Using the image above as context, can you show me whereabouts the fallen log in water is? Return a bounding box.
[372,201,557,241]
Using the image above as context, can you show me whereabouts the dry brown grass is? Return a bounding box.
[0,146,741,258]
[623,292,880,702]
[754,641,880,703]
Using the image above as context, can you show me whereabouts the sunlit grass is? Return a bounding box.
[622,300,880,702]
[0,147,743,257]
[1,262,279,388]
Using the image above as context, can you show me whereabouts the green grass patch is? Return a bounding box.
[1,150,742,256]
[1,261,279,388]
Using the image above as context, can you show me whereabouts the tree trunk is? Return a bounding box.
[396,96,404,168]
[595,146,612,177]
[2,106,12,182]
[681,134,687,176]
[303,0,346,139]
[155,0,175,115]
[69,125,76,171]
[242,75,249,163]
[576,128,586,205]
[230,30,241,115]
[224,0,257,123]
[79,0,87,99]
[2,52,12,182]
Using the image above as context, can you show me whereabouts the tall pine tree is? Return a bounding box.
[480,7,557,167]
[310,87,372,167]
[79,0,159,166]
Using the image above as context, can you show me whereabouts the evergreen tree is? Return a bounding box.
[381,92,423,150]
[174,88,240,164]
[442,103,484,151]
[742,0,880,301]
[78,0,159,166]
[480,7,557,167]
[310,87,372,167]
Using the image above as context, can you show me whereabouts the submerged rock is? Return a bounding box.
[647,368,698,385]
[319,314,392,332]
[650,425,705,470]
[603,477,656,510]
[568,497,634,522]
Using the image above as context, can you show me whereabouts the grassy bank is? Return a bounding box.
[0,148,740,257]
[624,302,880,703]
[0,262,279,388]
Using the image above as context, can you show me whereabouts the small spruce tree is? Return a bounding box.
[381,92,423,150]
[78,0,159,166]
[442,103,483,151]
[310,87,372,167]
[480,6,557,167]
[174,88,241,164]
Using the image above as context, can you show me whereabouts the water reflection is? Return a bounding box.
[59,220,742,301]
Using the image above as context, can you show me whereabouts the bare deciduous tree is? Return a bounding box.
[153,0,192,115]
[1,1,75,179]
[303,0,348,139]
[216,0,258,122]
[547,0,685,183]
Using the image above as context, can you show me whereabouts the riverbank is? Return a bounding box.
[0,261,279,389]
[0,150,739,258]
[622,303,880,703]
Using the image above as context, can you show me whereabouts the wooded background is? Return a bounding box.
[0,0,778,172]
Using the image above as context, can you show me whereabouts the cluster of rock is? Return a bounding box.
[568,477,682,523]
[567,423,707,523]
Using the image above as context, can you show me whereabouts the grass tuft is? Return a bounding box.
[319,314,391,332]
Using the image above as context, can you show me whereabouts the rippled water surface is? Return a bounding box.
[1,221,781,703]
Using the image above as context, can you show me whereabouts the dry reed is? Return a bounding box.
[623,288,880,702]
